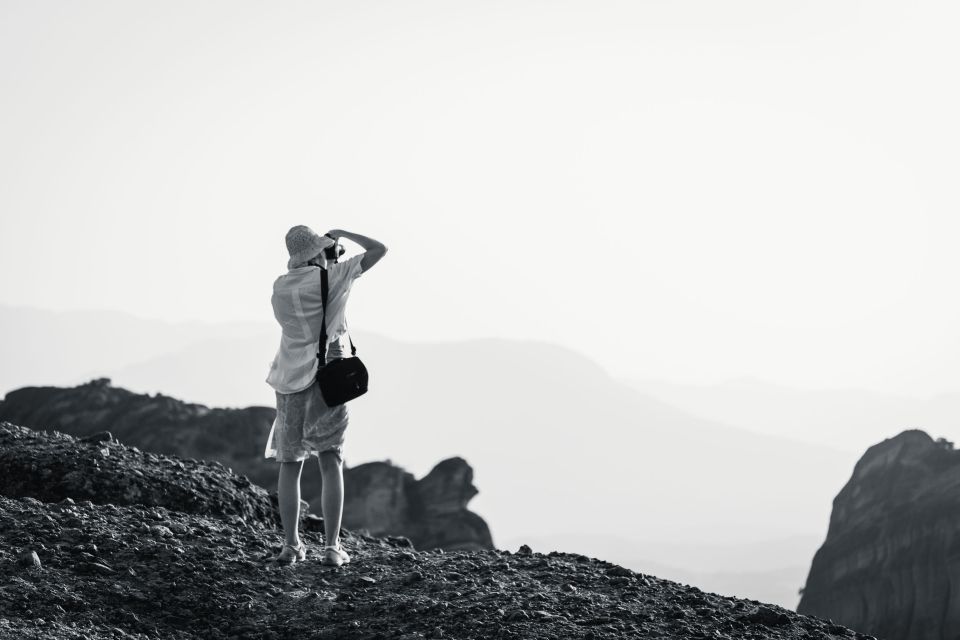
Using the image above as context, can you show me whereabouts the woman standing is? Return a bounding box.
[264,225,388,566]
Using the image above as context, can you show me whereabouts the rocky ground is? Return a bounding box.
[0,421,871,640]
[0,379,494,552]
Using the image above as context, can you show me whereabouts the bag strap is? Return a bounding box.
[318,267,358,362]
[343,315,358,356]
[318,268,328,361]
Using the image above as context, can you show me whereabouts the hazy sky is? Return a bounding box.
[3,1,959,396]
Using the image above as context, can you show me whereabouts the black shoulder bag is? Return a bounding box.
[316,267,369,406]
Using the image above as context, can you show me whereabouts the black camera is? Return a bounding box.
[324,238,345,260]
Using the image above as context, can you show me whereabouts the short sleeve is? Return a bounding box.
[332,254,363,282]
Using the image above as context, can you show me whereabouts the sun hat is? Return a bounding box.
[285,225,335,270]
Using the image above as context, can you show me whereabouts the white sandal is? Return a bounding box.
[273,541,306,564]
[320,544,351,567]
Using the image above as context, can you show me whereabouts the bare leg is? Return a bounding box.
[317,450,344,548]
[277,459,305,546]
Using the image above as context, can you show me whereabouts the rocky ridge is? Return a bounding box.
[0,420,869,640]
[0,379,492,551]
[798,430,960,640]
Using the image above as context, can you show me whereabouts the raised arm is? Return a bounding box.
[325,229,388,274]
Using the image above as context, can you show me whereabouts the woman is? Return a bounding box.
[263,225,388,566]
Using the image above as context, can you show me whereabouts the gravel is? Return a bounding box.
[0,421,871,640]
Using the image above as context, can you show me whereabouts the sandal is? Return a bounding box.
[272,541,307,565]
[320,544,351,567]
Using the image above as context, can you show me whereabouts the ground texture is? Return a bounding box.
[0,422,870,640]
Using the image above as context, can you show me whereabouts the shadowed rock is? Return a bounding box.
[798,429,960,640]
[0,378,277,490]
[343,457,494,551]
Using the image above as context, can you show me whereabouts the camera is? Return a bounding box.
[324,239,345,260]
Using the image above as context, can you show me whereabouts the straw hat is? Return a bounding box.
[285,225,335,269]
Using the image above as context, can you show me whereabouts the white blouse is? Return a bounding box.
[265,254,364,394]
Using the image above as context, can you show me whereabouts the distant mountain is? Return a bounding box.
[105,331,280,408]
[0,304,269,398]
[798,430,960,640]
[623,377,960,453]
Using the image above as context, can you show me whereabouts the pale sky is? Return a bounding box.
[3,0,960,396]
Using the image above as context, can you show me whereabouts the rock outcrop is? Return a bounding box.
[343,457,494,551]
[798,429,960,640]
[0,419,866,640]
[0,379,493,551]
[0,378,276,492]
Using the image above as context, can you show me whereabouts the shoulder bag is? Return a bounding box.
[316,267,369,406]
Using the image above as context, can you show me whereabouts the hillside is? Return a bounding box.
[0,421,866,640]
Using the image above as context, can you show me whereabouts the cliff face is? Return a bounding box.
[0,379,493,552]
[0,419,866,640]
[798,430,960,640]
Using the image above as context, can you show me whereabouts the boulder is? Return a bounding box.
[343,456,494,551]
